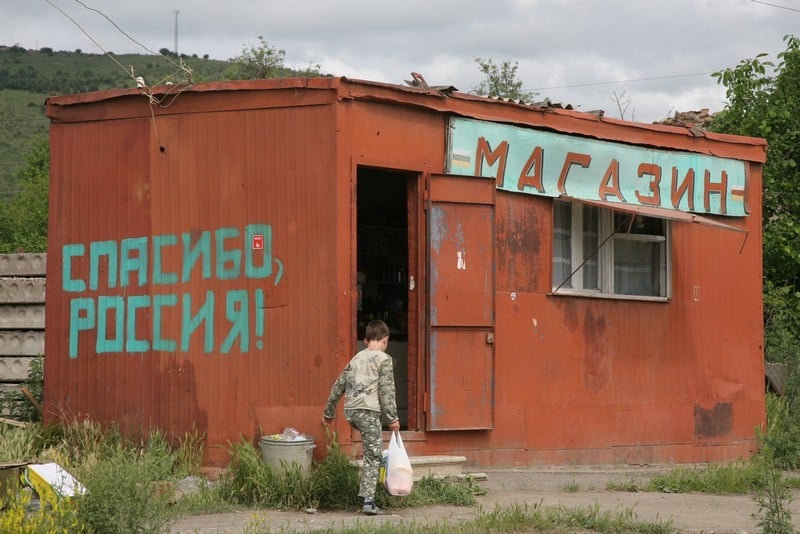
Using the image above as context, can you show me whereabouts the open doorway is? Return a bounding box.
[356,167,414,430]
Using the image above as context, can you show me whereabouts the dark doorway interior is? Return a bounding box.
[356,167,410,429]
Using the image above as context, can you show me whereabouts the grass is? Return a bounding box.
[604,462,768,495]
[0,89,48,197]
[645,462,765,494]
[243,501,674,533]
[606,476,642,492]
[218,435,482,512]
[4,417,797,532]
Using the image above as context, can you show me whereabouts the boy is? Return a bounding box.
[322,319,400,515]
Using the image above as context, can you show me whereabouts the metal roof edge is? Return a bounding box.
[334,78,766,163]
[46,76,343,107]
[45,76,767,164]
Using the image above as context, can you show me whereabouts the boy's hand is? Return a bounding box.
[388,420,400,431]
[322,415,334,427]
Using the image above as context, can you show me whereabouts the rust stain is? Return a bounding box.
[559,299,579,333]
[694,402,734,438]
[583,308,610,391]
[497,196,539,292]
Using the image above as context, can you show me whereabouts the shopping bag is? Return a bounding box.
[384,430,413,496]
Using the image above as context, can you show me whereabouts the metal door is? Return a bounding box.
[427,174,495,430]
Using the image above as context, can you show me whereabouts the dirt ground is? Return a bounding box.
[170,465,797,533]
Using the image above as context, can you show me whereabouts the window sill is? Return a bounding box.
[549,288,670,303]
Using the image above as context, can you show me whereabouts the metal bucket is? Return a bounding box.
[258,437,315,473]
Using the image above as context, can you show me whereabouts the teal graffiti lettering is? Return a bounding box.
[89,241,118,290]
[69,298,95,358]
[120,237,148,288]
[63,243,86,292]
[216,227,241,280]
[244,224,272,279]
[255,288,264,350]
[274,258,284,285]
[64,224,284,357]
[221,290,249,353]
[182,231,212,282]
[153,294,178,351]
[181,291,214,353]
[153,234,178,284]
[96,296,124,353]
[126,295,151,352]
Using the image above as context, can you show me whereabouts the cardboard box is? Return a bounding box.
[24,463,85,506]
[0,462,27,500]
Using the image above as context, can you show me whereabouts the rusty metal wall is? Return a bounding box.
[47,88,340,464]
[0,254,46,406]
[45,78,767,467]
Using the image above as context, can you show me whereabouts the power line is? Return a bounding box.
[749,0,800,13]
[527,71,714,92]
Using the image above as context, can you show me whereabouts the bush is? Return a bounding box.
[761,394,800,470]
[77,445,176,533]
[217,438,318,509]
[218,433,479,511]
[755,457,795,534]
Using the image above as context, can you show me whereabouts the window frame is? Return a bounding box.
[552,200,671,302]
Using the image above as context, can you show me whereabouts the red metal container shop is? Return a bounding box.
[45,78,766,466]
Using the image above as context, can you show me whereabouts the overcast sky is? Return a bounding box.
[3,0,799,123]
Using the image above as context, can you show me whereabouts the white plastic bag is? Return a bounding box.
[384,430,413,496]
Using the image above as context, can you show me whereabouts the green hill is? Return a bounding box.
[0,45,232,197]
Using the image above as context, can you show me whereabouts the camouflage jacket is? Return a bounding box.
[323,349,398,423]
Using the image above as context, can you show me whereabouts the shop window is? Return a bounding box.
[552,200,669,299]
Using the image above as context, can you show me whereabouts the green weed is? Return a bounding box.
[0,423,41,462]
[606,477,642,492]
[0,355,43,422]
[646,462,764,494]
[761,393,800,470]
[561,478,581,492]
[0,488,86,533]
[75,440,178,533]
[310,435,361,510]
[755,459,795,534]
[376,475,482,509]
[244,502,674,534]
[219,435,480,512]
[173,482,238,516]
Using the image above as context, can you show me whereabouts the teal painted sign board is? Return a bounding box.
[446,117,747,217]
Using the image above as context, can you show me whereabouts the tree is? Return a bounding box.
[473,58,536,101]
[228,36,286,79]
[0,136,49,253]
[710,35,800,387]
[227,36,320,80]
[610,90,634,121]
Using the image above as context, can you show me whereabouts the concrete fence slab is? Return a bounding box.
[0,278,46,304]
[0,254,46,277]
[0,306,45,329]
[0,331,44,356]
[0,356,36,382]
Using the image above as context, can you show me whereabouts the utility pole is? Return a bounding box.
[172,10,179,56]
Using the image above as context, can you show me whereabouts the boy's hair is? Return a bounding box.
[364,320,390,341]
